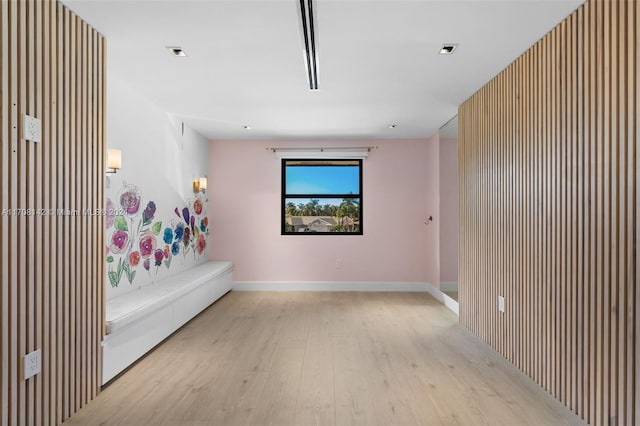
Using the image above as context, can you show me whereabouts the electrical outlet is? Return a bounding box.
[23,349,41,380]
[23,114,42,143]
[335,259,343,269]
[498,295,505,313]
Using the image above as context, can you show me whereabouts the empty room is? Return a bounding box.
[0,0,638,425]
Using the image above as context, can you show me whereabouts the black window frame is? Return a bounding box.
[281,158,363,236]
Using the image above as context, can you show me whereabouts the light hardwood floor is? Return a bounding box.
[66,292,584,426]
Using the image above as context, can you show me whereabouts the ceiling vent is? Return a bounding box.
[439,44,458,55]
[299,0,319,90]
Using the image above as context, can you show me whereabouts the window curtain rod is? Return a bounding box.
[267,146,378,153]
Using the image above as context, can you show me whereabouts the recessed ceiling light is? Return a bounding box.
[166,46,187,57]
[439,44,458,55]
[388,124,398,129]
[243,125,251,130]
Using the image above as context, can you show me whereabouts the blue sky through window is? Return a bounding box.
[285,166,360,195]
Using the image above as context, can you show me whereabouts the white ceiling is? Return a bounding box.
[62,0,583,141]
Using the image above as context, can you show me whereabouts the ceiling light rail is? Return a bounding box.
[299,0,319,90]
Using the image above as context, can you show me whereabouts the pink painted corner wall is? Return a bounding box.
[208,138,440,284]
[440,139,458,283]
[439,137,458,284]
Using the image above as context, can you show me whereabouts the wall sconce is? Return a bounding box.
[199,177,207,192]
[193,177,207,194]
[106,149,122,174]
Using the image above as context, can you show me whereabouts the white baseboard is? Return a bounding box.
[233,281,430,292]
[425,284,459,316]
[232,281,458,316]
[439,281,458,292]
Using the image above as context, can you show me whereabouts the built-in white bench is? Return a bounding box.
[102,260,233,384]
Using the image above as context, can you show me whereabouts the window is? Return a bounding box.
[282,159,362,235]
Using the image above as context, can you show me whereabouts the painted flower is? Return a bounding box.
[143,259,150,271]
[196,234,206,255]
[119,184,142,216]
[154,249,164,266]
[193,199,203,216]
[105,198,115,229]
[171,241,180,256]
[143,201,156,223]
[182,207,190,224]
[183,227,191,245]
[110,230,129,254]
[129,251,140,267]
[163,227,173,244]
[164,245,170,259]
[139,232,157,258]
[203,217,208,227]
[200,219,207,233]
[190,216,195,232]
[174,223,184,241]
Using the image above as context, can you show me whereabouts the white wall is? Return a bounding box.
[105,71,210,299]
[439,137,458,284]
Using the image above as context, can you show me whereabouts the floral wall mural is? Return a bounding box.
[106,182,209,288]
[105,73,210,299]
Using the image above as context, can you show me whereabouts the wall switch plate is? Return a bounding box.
[23,349,41,380]
[335,259,343,269]
[498,295,505,313]
[23,114,42,143]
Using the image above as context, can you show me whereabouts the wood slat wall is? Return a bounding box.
[458,0,637,424]
[1,0,105,424]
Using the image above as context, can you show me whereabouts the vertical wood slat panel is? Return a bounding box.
[67,9,75,417]
[25,2,34,425]
[588,1,598,422]
[568,10,577,412]
[33,1,43,424]
[0,2,11,425]
[635,2,639,423]
[0,0,105,424]
[56,5,66,419]
[616,1,625,418]
[56,5,64,421]
[458,0,637,424]
[8,5,16,426]
[84,20,91,405]
[575,7,584,415]
[18,1,27,423]
[40,2,51,424]
[62,6,70,419]
[1,2,9,426]
[633,3,639,425]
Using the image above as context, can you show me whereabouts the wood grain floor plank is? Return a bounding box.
[66,292,585,426]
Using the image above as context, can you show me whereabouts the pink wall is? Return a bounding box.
[439,137,458,283]
[208,138,440,284]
